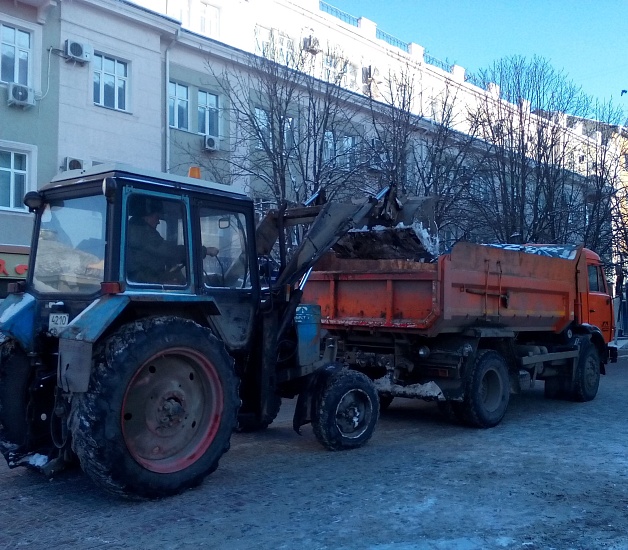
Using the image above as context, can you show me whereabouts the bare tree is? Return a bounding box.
[289,46,368,203]
[465,55,592,245]
[407,82,480,249]
[202,29,312,206]
[581,100,628,263]
[364,62,416,198]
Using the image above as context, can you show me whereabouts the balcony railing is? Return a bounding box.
[319,2,359,27]
[424,54,451,73]
[376,29,409,53]
[320,2,462,75]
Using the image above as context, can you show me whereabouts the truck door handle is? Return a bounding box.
[590,309,596,313]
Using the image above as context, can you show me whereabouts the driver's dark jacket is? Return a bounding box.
[126,216,186,283]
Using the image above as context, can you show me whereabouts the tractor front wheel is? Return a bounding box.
[312,369,379,451]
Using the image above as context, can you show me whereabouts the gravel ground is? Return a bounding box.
[2,351,628,550]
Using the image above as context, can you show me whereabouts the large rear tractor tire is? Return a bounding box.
[460,350,510,428]
[571,339,600,402]
[70,317,239,499]
[312,369,379,451]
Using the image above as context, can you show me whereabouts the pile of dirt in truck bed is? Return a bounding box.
[333,225,436,262]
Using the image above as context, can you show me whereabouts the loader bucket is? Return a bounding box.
[333,225,435,262]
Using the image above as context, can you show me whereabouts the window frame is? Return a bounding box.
[337,135,357,171]
[0,139,36,213]
[169,81,189,131]
[0,14,41,90]
[254,107,270,149]
[322,130,335,164]
[93,52,129,112]
[197,89,220,137]
[199,4,220,38]
[123,191,191,288]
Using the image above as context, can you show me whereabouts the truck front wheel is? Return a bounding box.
[312,369,379,451]
[572,340,600,402]
[461,350,510,428]
[70,317,239,499]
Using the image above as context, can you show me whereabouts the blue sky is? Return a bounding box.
[328,0,628,108]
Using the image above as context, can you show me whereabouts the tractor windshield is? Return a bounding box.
[32,194,106,294]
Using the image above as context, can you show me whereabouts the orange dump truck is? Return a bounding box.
[302,241,617,428]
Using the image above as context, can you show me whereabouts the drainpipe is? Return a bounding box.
[164,29,180,173]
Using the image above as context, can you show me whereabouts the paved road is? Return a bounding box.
[2,353,628,550]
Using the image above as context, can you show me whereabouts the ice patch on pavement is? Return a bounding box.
[27,453,49,467]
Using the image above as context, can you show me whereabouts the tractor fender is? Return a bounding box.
[58,295,130,393]
[292,362,345,434]
[0,293,36,352]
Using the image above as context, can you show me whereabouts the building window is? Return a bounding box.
[255,107,270,148]
[169,82,188,130]
[198,90,219,136]
[1,23,30,85]
[93,54,128,111]
[323,54,342,84]
[166,0,185,22]
[255,26,293,65]
[200,4,220,38]
[323,131,335,164]
[337,135,357,170]
[0,149,27,210]
[283,116,295,153]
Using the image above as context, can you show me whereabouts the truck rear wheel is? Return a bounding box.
[312,369,379,451]
[572,339,600,402]
[70,317,239,499]
[461,350,510,428]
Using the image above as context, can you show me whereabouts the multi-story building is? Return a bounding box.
[1,0,621,289]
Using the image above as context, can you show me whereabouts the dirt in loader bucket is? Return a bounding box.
[330,187,438,263]
[333,224,437,263]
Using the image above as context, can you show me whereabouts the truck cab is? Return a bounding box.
[579,248,615,344]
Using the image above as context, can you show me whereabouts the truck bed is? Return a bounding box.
[302,241,581,338]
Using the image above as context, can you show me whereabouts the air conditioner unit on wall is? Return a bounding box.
[64,39,93,63]
[204,135,219,151]
[63,157,84,171]
[362,65,382,84]
[303,35,321,54]
[7,83,35,107]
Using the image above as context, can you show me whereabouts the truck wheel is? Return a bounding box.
[461,350,510,428]
[572,340,600,402]
[70,317,239,499]
[312,369,379,451]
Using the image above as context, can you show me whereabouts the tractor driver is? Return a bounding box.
[126,196,218,283]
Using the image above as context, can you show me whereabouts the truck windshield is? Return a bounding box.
[32,194,106,294]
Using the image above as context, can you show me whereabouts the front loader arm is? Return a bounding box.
[256,200,376,291]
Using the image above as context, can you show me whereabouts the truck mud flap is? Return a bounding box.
[609,344,618,363]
